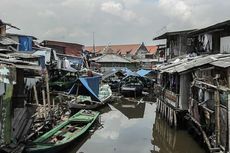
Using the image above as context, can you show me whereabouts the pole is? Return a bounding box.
[228,93,230,152]
[214,90,220,147]
[42,89,46,118]
[33,85,39,105]
[93,32,95,56]
[45,72,51,111]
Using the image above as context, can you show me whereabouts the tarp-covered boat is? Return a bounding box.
[26,110,99,153]
[68,76,112,109]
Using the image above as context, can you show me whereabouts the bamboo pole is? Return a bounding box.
[173,110,177,128]
[42,90,46,118]
[45,72,51,111]
[33,85,39,105]
[52,98,55,108]
[228,93,230,153]
[214,90,220,147]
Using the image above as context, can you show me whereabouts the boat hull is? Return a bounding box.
[26,110,99,153]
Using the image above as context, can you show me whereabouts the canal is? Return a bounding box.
[67,96,206,153]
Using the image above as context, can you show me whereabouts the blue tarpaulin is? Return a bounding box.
[121,68,132,75]
[78,76,101,102]
[19,36,33,51]
[136,69,152,77]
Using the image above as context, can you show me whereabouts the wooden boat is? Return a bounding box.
[68,84,112,109]
[120,82,143,97]
[49,69,79,93]
[26,110,100,153]
[120,75,144,97]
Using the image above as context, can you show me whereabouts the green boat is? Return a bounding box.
[26,110,100,153]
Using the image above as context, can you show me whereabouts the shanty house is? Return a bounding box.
[6,33,37,51]
[157,54,230,152]
[41,40,84,57]
[90,54,138,72]
[189,20,230,54]
[0,20,20,51]
[0,52,45,152]
[153,30,195,60]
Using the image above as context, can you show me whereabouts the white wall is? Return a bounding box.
[221,36,230,53]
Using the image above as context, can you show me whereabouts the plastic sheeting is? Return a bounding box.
[78,76,101,102]
[19,36,32,51]
[136,69,152,77]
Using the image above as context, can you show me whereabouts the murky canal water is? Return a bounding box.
[67,96,205,153]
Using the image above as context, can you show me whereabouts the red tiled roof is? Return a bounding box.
[146,46,158,54]
[85,44,142,55]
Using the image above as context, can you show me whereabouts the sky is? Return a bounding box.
[1,0,230,46]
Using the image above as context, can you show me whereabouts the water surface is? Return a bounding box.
[68,97,205,153]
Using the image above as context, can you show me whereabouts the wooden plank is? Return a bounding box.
[45,73,51,111]
[215,90,221,146]
[33,86,39,105]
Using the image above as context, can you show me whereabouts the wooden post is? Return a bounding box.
[76,83,79,96]
[52,98,55,108]
[173,110,177,128]
[228,93,230,153]
[42,90,46,118]
[45,72,51,111]
[214,90,220,147]
[33,85,39,105]
[227,67,230,152]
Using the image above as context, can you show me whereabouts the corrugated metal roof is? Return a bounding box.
[210,56,230,68]
[160,54,230,73]
[0,36,19,45]
[153,29,196,40]
[91,54,132,63]
[189,20,230,36]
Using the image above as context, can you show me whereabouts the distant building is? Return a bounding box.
[41,40,84,57]
[145,45,158,59]
[90,53,139,72]
[85,43,149,59]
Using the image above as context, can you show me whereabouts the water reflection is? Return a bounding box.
[67,96,205,153]
[111,97,146,119]
[74,101,155,153]
[152,114,205,153]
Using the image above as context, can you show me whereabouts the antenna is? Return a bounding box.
[93,32,95,55]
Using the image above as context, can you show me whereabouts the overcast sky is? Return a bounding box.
[1,0,230,46]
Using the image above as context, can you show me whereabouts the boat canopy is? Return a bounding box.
[102,69,125,80]
[136,69,152,77]
[78,76,101,102]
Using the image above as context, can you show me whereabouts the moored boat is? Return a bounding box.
[68,84,112,109]
[26,110,100,153]
[120,75,144,97]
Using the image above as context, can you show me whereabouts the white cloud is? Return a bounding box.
[101,1,123,15]
[100,1,137,21]
[37,10,57,18]
[1,0,230,45]
[43,27,67,38]
[158,0,192,21]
